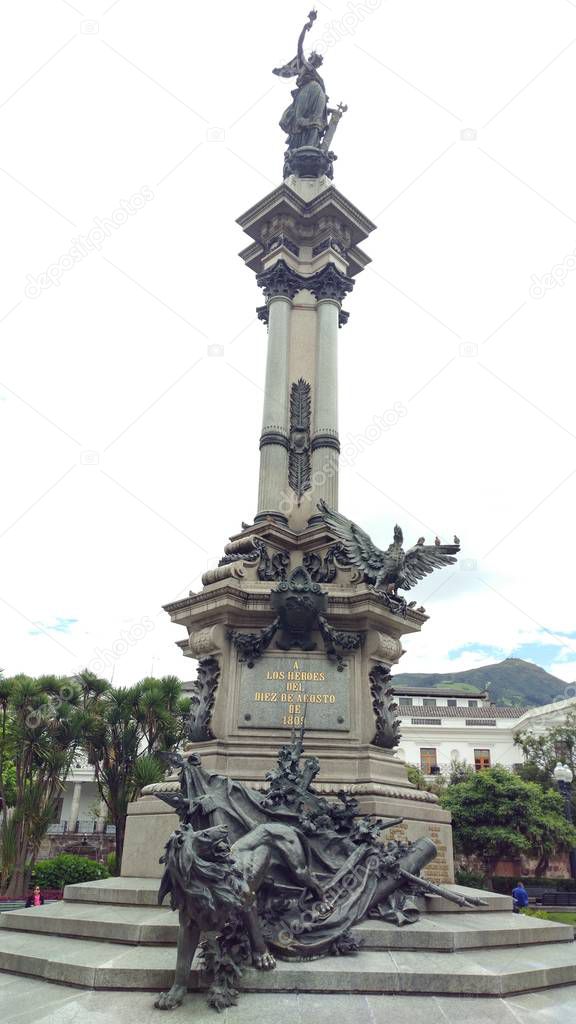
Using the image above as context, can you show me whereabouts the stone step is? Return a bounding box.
[61,876,512,913]
[0,902,177,945]
[0,930,575,995]
[1,901,571,952]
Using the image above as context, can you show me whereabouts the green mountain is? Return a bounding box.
[392,658,570,708]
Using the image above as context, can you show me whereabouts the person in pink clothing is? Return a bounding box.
[25,885,44,908]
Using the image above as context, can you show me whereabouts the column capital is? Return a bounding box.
[308,263,355,303]
[256,259,303,300]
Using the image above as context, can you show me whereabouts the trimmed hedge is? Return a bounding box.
[455,868,484,889]
[491,876,576,895]
[33,854,109,890]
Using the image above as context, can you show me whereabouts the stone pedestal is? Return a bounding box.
[123,539,454,882]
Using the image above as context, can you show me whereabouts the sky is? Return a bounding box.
[1,0,576,692]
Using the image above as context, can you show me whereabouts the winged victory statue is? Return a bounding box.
[318,500,460,599]
[272,10,347,179]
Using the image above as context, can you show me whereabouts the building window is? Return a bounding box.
[468,700,478,707]
[423,697,437,707]
[420,748,438,774]
[474,749,491,771]
[447,698,457,707]
[399,697,413,707]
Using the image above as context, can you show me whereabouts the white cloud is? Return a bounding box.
[1,2,576,683]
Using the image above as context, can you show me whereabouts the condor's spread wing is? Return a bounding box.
[318,500,386,578]
[400,542,460,590]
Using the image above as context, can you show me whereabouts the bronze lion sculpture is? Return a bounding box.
[154,820,325,1010]
[153,747,485,1011]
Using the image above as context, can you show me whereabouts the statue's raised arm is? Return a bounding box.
[298,9,318,72]
[272,10,318,78]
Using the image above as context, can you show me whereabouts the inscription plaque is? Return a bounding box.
[238,654,350,731]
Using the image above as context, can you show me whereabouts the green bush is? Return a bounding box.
[455,867,484,889]
[106,851,118,876]
[33,854,109,890]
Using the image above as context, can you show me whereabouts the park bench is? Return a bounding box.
[525,886,551,905]
[539,891,576,907]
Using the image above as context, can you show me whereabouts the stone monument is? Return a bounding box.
[123,9,458,883]
[4,15,576,1009]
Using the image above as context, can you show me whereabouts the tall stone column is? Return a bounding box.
[68,781,82,832]
[309,264,354,522]
[255,261,302,523]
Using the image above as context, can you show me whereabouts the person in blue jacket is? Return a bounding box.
[512,880,529,913]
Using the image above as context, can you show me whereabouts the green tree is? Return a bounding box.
[515,711,576,796]
[83,676,187,873]
[440,766,576,885]
[0,673,106,898]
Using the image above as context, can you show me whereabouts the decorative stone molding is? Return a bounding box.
[223,536,260,558]
[311,433,340,452]
[256,259,303,300]
[270,565,362,668]
[202,563,246,587]
[303,544,351,583]
[186,656,221,742]
[288,378,311,501]
[284,145,334,180]
[142,776,438,805]
[246,779,439,803]
[228,618,280,668]
[308,263,354,303]
[369,663,402,750]
[257,213,354,253]
[188,626,221,659]
[217,537,289,582]
[271,565,325,652]
[256,304,268,325]
[256,544,290,582]
[318,614,362,672]
[372,632,404,663]
[266,233,299,257]
[338,309,350,328]
[312,236,346,258]
[259,430,290,450]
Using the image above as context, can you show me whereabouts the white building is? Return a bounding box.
[392,684,576,775]
[48,755,107,837]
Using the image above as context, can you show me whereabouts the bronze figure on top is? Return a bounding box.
[273,10,347,178]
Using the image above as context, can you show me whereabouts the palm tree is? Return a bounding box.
[1,674,103,898]
[83,677,186,873]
